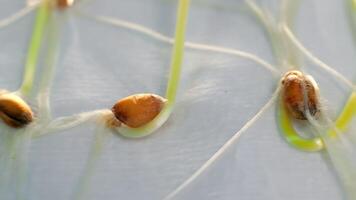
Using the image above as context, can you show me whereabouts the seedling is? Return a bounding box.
[164,1,356,199]
[280,70,320,120]
[0,0,65,198]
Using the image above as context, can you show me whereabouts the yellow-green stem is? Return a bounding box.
[279,92,356,151]
[117,0,190,138]
[328,93,356,137]
[165,0,190,105]
[20,1,51,96]
[278,99,324,152]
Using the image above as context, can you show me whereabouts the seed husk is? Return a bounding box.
[112,94,166,128]
[281,70,320,120]
[0,93,34,128]
[57,0,74,9]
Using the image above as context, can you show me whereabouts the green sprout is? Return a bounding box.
[114,0,190,138]
[70,1,190,199]
[246,0,356,152]
[280,25,356,152]
[277,100,324,152]
[20,1,51,96]
[0,1,55,198]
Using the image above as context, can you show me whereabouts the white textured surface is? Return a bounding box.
[0,0,355,199]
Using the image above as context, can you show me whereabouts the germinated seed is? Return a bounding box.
[281,70,320,120]
[57,0,74,9]
[0,93,33,128]
[112,94,166,128]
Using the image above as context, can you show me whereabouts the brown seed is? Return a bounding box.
[281,70,320,120]
[112,94,166,128]
[57,0,74,9]
[0,93,34,128]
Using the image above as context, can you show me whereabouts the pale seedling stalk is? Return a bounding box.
[305,109,356,199]
[71,1,190,199]
[0,0,50,200]
[20,0,51,96]
[114,0,190,138]
[247,0,356,151]
[39,0,191,139]
[164,1,356,199]
[35,6,283,137]
[245,0,326,151]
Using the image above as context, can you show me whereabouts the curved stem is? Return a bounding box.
[279,92,356,151]
[20,1,51,96]
[115,0,190,138]
[277,99,324,152]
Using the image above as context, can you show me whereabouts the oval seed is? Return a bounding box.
[112,94,167,128]
[57,0,74,9]
[0,93,34,128]
[281,70,320,120]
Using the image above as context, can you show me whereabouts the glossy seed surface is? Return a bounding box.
[281,70,320,120]
[57,0,74,9]
[112,94,166,128]
[0,93,34,128]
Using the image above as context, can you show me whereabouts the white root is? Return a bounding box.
[163,87,281,200]
[73,9,281,76]
[72,125,111,200]
[306,111,356,199]
[0,3,39,29]
[282,25,355,90]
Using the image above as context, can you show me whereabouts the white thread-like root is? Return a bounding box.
[184,43,280,75]
[0,126,33,200]
[0,3,39,29]
[163,87,280,200]
[73,9,280,76]
[246,0,301,71]
[35,109,109,137]
[73,125,110,200]
[283,25,355,90]
[306,110,356,199]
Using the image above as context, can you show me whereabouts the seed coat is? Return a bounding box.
[0,93,34,128]
[112,94,166,128]
[281,70,320,120]
[57,0,74,9]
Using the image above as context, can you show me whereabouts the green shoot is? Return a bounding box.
[20,1,51,96]
[247,0,356,152]
[115,0,190,138]
[328,93,356,138]
[279,27,356,151]
[165,0,190,104]
[277,99,324,152]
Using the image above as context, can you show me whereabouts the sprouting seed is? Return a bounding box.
[281,70,320,120]
[0,92,34,128]
[111,94,167,128]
